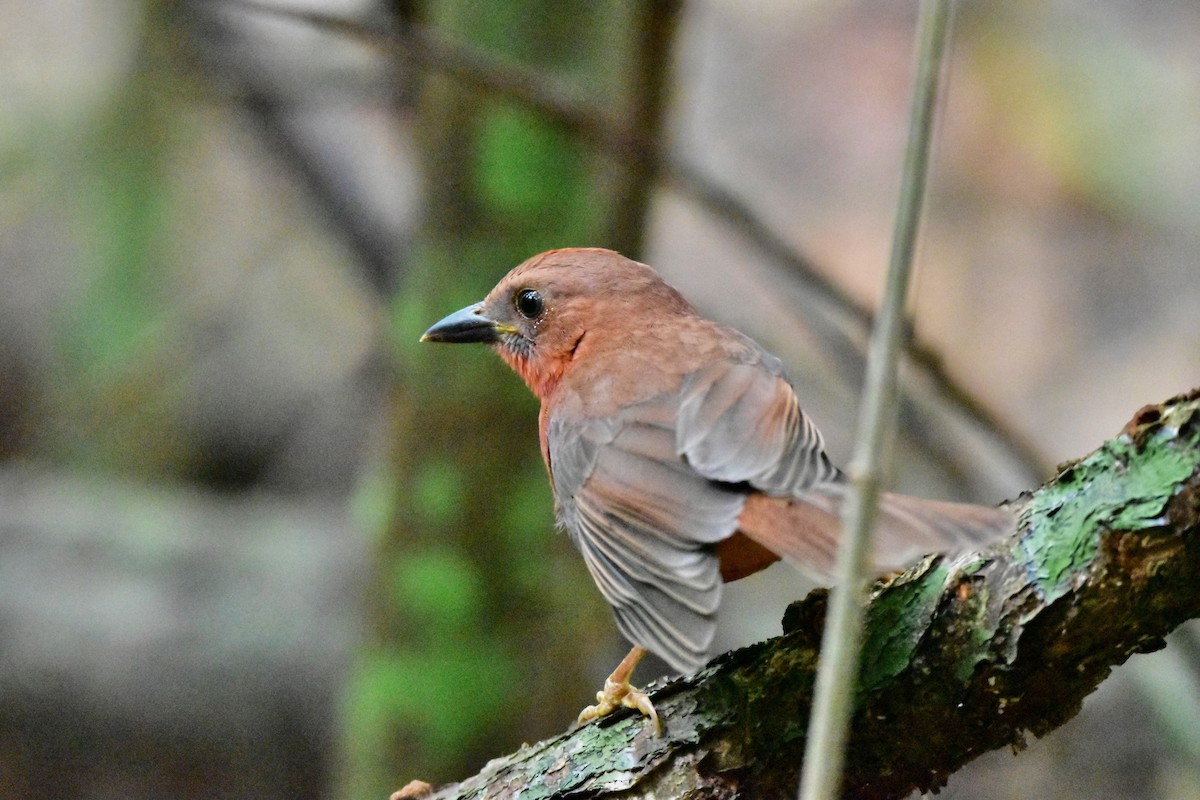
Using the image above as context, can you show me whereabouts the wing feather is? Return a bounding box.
[677,348,841,494]
[549,393,743,672]
[674,342,1014,575]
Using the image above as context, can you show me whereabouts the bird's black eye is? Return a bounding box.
[515,288,543,319]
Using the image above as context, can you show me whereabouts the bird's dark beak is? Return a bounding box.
[420,303,507,344]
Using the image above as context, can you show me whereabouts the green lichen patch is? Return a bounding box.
[1020,402,1200,603]
[860,559,950,692]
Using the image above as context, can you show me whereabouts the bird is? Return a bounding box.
[421,247,1013,733]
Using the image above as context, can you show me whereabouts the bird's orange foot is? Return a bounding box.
[576,646,661,734]
[577,675,661,734]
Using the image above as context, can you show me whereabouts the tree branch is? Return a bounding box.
[396,388,1200,800]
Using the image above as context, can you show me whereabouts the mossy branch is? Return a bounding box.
[396,389,1200,800]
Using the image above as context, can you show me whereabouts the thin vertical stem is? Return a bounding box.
[797,2,953,799]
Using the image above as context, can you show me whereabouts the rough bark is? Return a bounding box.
[391,388,1200,800]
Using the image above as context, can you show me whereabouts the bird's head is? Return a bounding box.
[421,248,693,401]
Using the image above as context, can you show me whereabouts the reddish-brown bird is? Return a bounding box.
[422,248,1012,731]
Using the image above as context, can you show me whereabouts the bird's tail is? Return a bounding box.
[737,484,1014,580]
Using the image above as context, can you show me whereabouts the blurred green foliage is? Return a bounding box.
[477,106,581,218]
[391,547,484,631]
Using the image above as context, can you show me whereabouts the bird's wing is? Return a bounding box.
[548,393,745,673]
[675,346,842,495]
[675,345,1014,577]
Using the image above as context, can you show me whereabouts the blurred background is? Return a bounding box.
[2,0,1198,798]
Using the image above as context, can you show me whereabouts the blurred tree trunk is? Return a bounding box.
[336,3,684,797]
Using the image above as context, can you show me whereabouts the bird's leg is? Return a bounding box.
[576,645,660,734]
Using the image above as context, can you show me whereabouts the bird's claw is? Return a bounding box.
[577,676,661,734]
